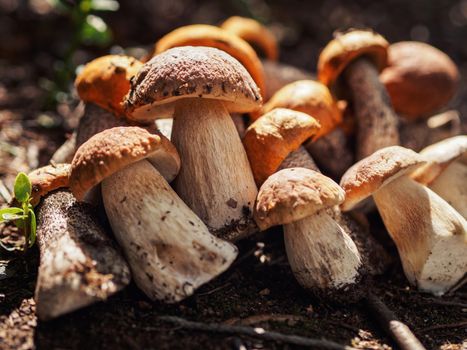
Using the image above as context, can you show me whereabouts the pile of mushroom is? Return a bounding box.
[11,16,466,319]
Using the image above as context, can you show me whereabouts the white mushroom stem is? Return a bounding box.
[279,147,364,291]
[172,98,258,241]
[344,57,400,159]
[428,162,467,219]
[102,159,238,303]
[373,175,467,295]
[35,190,131,320]
[284,210,362,291]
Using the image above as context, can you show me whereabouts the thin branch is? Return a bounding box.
[417,320,467,333]
[157,315,355,350]
[364,293,427,350]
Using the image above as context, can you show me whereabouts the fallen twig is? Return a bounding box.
[158,315,356,349]
[364,293,427,350]
[417,320,467,333]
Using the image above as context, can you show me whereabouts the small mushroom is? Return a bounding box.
[340,146,467,295]
[220,16,279,61]
[30,164,130,320]
[258,80,353,178]
[70,127,238,302]
[380,41,460,119]
[125,47,261,241]
[75,55,143,117]
[255,168,363,296]
[318,30,399,159]
[411,136,467,218]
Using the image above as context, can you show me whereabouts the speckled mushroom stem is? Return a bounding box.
[35,190,131,320]
[304,128,354,180]
[277,147,364,296]
[172,98,258,241]
[373,175,467,295]
[344,57,399,159]
[428,162,467,219]
[102,159,238,302]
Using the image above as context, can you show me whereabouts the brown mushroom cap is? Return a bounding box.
[75,55,143,117]
[380,41,460,119]
[220,16,279,61]
[243,108,321,186]
[340,146,426,211]
[254,167,345,230]
[318,30,389,89]
[411,135,467,185]
[70,127,180,201]
[124,46,262,121]
[259,80,342,138]
[152,25,265,95]
[28,164,71,206]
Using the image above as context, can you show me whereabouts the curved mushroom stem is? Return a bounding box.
[343,57,399,159]
[172,98,258,241]
[284,210,362,292]
[35,190,131,320]
[373,175,467,295]
[102,159,238,303]
[428,162,467,219]
[304,128,354,180]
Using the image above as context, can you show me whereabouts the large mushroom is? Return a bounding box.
[29,164,130,320]
[244,109,388,298]
[411,135,467,218]
[125,46,261,241]
[318,30,399,159]
[70,127,238,302]
[340,146,467,295]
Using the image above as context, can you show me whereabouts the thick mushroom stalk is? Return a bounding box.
[102,159,238,302]
[341,146,467,295]
[35,190,130,320]
[343,57,399,159]
[373,176,466,294]
[70,127,238,302]
[172,99,258,239]
[255,168,363,296]
[318,30,399,159]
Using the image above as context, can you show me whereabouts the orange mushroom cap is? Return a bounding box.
[259,80,342,139]
[221,16,279,61]
[152,24,265,97]
[75,55,143,117]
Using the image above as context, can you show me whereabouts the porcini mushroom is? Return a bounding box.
[70,127,238,302]
[411,135,467,218]
[380,41,459,119]
[318,30,399,159]
[340,146,467,295]
[255,168,363,297]
[31,164,130,320]
[125,47,261,241]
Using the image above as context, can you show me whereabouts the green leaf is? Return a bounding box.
[14,173,32,203]
[90,0,119,11]
[2,213,27,221]
[0,208,24,222]
[28,209,36,247]
[80,14,112,46]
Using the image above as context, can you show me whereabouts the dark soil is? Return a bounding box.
[1,1,466,349]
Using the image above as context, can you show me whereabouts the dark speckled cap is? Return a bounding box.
[124,46,262,121]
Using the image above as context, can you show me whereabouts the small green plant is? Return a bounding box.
[0,173,36,252]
